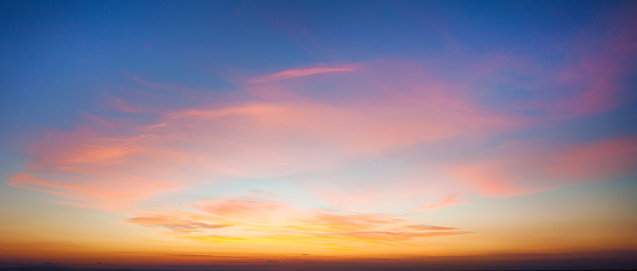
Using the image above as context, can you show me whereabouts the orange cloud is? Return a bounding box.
[126,197,464,247]
[125,215,228,234]
[406,225,459,231]
[315,230,468,242]
[302,212,404,232]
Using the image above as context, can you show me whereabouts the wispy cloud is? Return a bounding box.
[445,137,637,197]
[413,194,465,211]
[246,65,355,83]
[8,173,179,210]
[125,215,228,234]
[406,225,459,231]
[125,197,464,247]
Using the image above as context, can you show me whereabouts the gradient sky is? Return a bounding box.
[1,1,637,270]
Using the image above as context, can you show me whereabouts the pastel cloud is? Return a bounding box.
[446,137,637,197]
[520,12,637,119]
[246,65,355,83]
[549,137,637,180]
[8,173,179,210]
[548,52,632,118]
[406,225,459,231]
[125,215,228,234]
[126,197,464,247]
[270,66,354,78]
[413,193,465,211]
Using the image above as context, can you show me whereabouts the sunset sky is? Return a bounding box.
[1,1,637,270]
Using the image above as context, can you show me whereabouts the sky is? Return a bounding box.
[1,1,637,270]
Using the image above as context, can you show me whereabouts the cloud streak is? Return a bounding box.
[126,215,228,234]
[125,197,464,247]
[246,65,355,83]
[413,193,465,211]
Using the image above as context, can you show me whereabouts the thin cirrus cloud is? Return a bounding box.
[7,27,637,246]
[126,215,228,235]
[413,193,465,211]
[406,225,459,231]
[245,65,355,83]
[8,173,180,210]
[510,11,637,119]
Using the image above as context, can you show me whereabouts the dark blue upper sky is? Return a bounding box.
[3,0,634,138]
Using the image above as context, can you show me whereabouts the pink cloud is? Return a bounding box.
[445,137,637,197]
[547,137,637,180]
[271,66,354,78]
[194,198,297,223]
[446,161,526,198]
[8,173,179,210]
[552,56,626,118]
[246,65,355,83]
[413,193,465,211]
[526,12,637,119]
